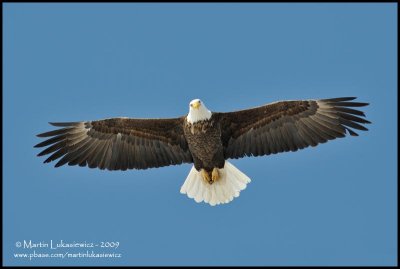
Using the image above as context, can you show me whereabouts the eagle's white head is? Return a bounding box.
[187,99,212,124]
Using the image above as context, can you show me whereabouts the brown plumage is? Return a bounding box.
[217,97,370,159]
[183,117,225,173]
[35,97,370,172]
[35,118,193,170]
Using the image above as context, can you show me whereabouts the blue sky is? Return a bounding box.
[3,3,397,266]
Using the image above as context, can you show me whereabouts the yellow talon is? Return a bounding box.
[201,168,220,185]
[201,169,212,184]
[212,168,220,182]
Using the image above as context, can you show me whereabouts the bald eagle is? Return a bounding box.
[35,97,370,206]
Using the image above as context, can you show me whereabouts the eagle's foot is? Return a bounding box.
[212,168,220,182]
[201,169,213,184]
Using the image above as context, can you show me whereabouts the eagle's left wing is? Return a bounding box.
[35,117,193,170]
[217,97,370,159]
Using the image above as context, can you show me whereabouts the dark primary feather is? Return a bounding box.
[35,118,193,170]
[217,97,370,159]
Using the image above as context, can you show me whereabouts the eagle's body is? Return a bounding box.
[184,117,225,172]
[35,97,370,206]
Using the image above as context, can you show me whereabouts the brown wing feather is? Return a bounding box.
[35,117,193,170]
[218,97,370,159]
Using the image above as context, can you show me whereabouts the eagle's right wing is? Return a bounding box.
[35,117,193,170]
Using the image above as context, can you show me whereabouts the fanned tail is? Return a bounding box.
[180,161,251,206]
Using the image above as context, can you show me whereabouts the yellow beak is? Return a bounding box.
[192,101,201,109]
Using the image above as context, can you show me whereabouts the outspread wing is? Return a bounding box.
[35,117,193,170]
[218,97,371,159]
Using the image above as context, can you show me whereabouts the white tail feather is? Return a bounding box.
[180,161,251,206]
